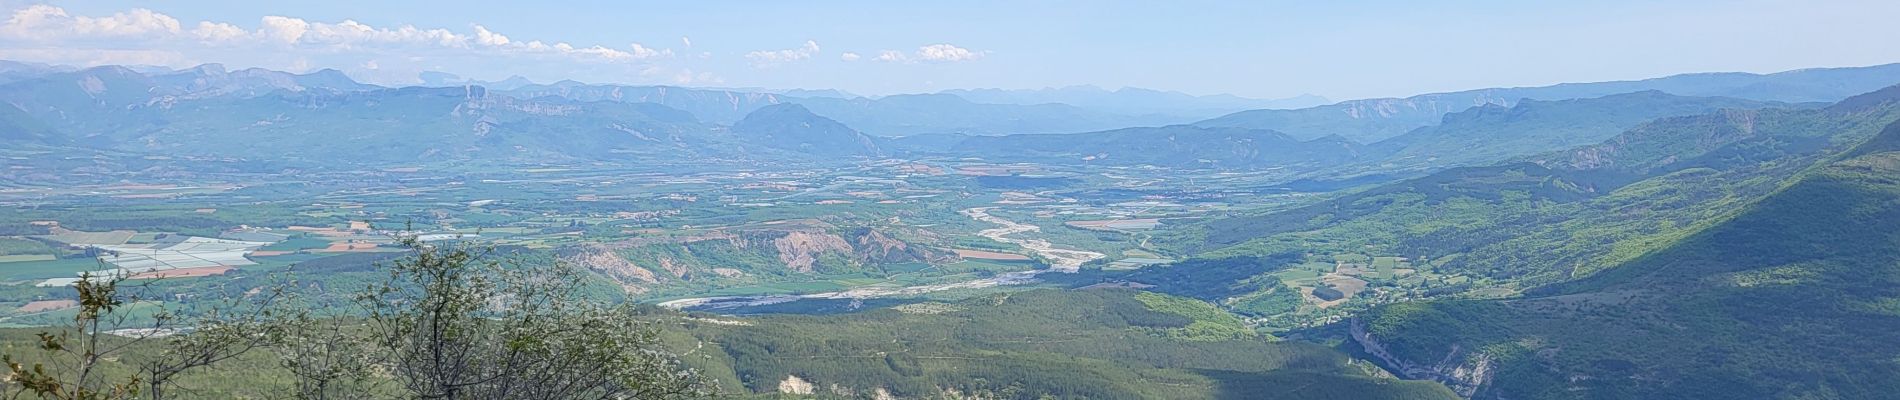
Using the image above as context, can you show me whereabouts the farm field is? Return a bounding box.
[0,151,1479,330]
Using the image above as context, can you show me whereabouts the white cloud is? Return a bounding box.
[253,17,469,49]
[2,5,181,39]
[463,30,668,62]
[628,43,666,59]
[873,50,908,63]
[473,24,510,46]
[0,5,667,65]
[744,40,820,67]
[873,43,986,64]
[916,43,984,62]
[840,52,860,61]
[192,21,246,42]
[257,15,308,44]
[572,44,630,60]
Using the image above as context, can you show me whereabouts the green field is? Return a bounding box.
[260,236,333,251]
[0,238,55,256]
[38,230,134,246]
[0,254,53,263]
[0,258,102,281]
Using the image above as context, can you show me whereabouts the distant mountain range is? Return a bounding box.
[730,104,882,157]
[895,90,1806,171]
[498,82,785,124]
[894,125,1360,169]
[941,85,1330,116]
[5,60,1900,173]
[1363,91,1793,169]
[1196,63,1900,143]
[441,77,1203,135]
[0,60,72,86]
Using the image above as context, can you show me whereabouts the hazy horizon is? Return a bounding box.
[4,0,1898,100]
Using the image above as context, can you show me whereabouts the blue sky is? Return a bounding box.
[2,0,1897,100]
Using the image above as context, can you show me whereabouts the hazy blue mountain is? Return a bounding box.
[0,64,952,165]
[478,76,540,91]
[119,65,179,75]
[0,66,176,136]
[0,63,1171,164]
[498,82,1202,136]
[0,60,69,85]
[0,64,385,140]
[0,78,741,164]
[283,68,377,92]
[418,73,537,90]
[942,85,1329,117]
[150,64,382,98]
[130,86,728,163]
[8,61,1896,174]
[730,104,881,157]
[0,102,62,145]
[501,83,786,124]
[789,93,1196,136]
[929,125,1361,168]
[1367,91,1792,169]
[773,88,856,99]
[419,71,561,89]
[416,71,463,86]
[1198,63,1900,143]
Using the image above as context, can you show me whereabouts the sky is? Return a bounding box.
[0,0,1897,100]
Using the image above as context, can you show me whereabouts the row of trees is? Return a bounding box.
[2,236,714,400]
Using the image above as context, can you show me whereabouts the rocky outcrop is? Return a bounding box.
[851,228,952,264]
[1350,318,1493,398]
[772,231,854,273]
[657,256,689,279]
[578,226,946,280]
[558,244,660,293]
[776,375,815,395]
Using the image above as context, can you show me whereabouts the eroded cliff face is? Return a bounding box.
[850,227,954,265]
[854,228,911,260]
[772,230,854,273]
[557,244,660,294]
[747,227,951,272]
[1351,318,1494,398]
[563,226,949,292]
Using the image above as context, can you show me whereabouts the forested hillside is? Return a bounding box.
[1359,119,1900,399]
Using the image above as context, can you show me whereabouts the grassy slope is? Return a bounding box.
[682,289,1456,399]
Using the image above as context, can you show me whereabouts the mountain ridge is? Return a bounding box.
[1197,63,1900,143]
